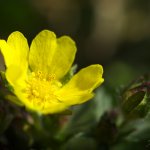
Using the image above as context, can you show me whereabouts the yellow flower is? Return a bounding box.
[0,30,104,114]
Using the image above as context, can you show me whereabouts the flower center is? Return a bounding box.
[25,71,62,107]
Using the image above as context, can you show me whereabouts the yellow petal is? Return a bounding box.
[0,40,13,67]
[59,92,94,105]
[29,30,76,79]
[49,36,76,79]
[6,65,27,88]
[57,64,104,105]
[29,30,57,74]
[40,103,68,114]
[0,31,29,69]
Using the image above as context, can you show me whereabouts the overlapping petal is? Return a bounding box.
[49,36,76,79]
[29,30,76,79]
[5,65,27,88]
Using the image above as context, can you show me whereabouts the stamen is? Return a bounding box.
[25,71,62,109]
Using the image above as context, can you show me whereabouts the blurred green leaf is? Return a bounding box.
[112,118,150,150]
[61,133,98,150]
[0,113,13,135]
[58,87,113,140]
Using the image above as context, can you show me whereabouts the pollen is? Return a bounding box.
[25,71,62,108]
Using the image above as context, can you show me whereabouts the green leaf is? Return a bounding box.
[61,133,98,150]
[112,119,150,150]
[0,113,13,135]
[57,87,113,140]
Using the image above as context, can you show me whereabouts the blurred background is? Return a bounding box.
[0,0,150,93]
[0,1,150,149]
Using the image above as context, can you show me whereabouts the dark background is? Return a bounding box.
[0,0,150,89]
